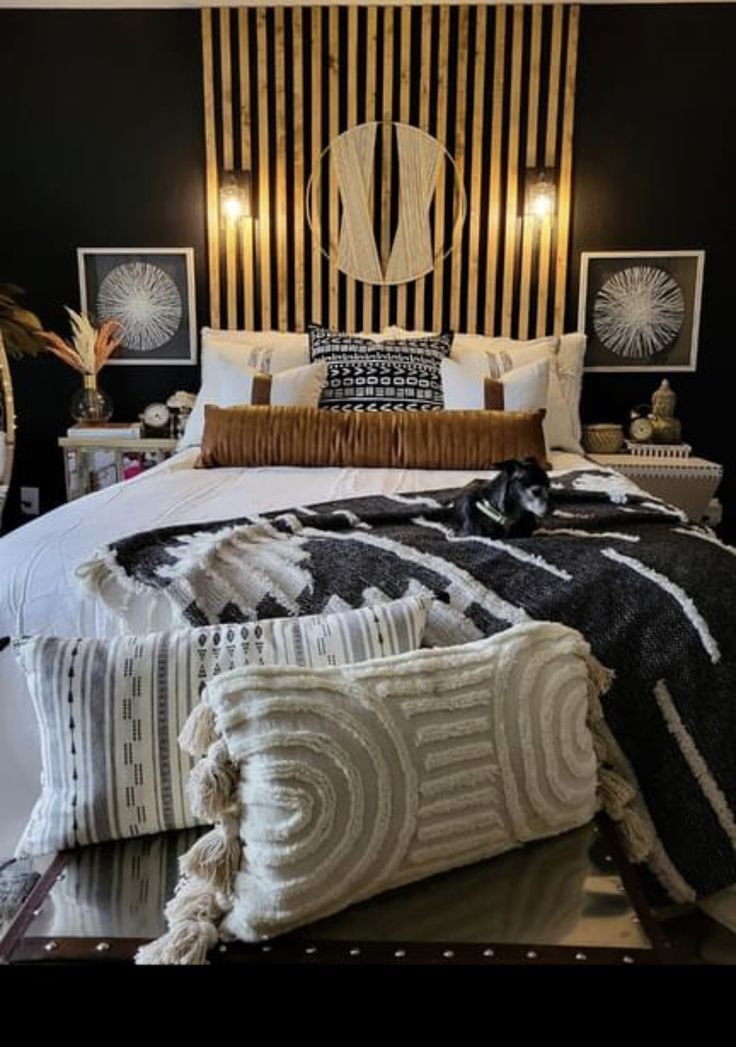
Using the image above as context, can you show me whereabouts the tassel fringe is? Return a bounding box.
[135,918,219,966]
[164,878,228,926]
[179,819,241,893]
[179,702,218,758]
[587,668,656,870]
[187,739,238,822]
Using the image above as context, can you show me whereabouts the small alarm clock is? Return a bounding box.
[140,402,171,437]
[628,403,654,444]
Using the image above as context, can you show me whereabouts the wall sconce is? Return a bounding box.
[524,167,557,220]
[220,170,252,223]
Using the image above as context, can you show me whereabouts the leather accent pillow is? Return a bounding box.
[180,360,327,450]
[198,404,549,470]
[441,358,550,413]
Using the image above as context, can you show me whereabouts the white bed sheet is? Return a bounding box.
[0,449,601,856]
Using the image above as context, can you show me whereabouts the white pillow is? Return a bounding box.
[384,327,583,453]
[201,328,310,370]
[558,333,587,443]
[13,595,430,857]
[180,359,326,449]
[441,357,550,413]
[136,621,599,961]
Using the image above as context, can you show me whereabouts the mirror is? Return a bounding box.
[0,335,15,531]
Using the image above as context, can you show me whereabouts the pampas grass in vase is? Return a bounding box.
[41,308,122,423]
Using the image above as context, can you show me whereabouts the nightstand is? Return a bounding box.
[588,452,723,523]
[58,434,178,502]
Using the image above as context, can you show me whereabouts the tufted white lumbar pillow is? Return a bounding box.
[137,621,604,964]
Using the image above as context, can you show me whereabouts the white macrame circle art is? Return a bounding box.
[593,265,686,360]
[97,261,183,353]
[307,121,467,287]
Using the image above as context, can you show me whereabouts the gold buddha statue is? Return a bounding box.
[650,379,682,444]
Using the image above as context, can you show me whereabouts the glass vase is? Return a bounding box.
[69,373,113,424]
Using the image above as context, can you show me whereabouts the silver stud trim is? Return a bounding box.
[622,955,635,964]
[575,952,587,961]
[305,945,317,955]
[442,950,455,959]
[219,944,228,953]
[43,940,59,952]
[261,945,272,953]
[95,942,110,953]
[526,950,538,959]
[482,948,495,958]
[394,949,406,958]
[349,947,361,957]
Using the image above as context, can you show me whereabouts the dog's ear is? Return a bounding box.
[496,459,520,476]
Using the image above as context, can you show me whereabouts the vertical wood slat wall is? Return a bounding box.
[202,4,579,336]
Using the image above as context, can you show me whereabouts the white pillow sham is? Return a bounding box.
[441,357,550,413]
[384,327,583,453]
[13,596,430,857]
[180,359,327,449]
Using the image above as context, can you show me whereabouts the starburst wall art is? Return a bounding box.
[578,251,704,372]
[78,249,196,365]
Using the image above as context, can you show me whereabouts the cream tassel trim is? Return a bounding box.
[179,816,241,893]
[164,877,229,925]
[187,739,238,822]
[135,918,219,966]
[179,702,218,758]
[587,661,656,867]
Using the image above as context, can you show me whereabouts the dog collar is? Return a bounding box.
[476,499,511,528]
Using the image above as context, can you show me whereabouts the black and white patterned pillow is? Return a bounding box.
[308,324,453,411]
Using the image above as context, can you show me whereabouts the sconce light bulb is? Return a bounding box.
[223,195,244,221]
[531,192,554,218]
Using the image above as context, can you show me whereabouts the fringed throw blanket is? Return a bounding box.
[78,469,736,902]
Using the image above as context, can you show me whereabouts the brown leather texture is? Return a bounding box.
[483,379,505,410]
[198,405,548,470]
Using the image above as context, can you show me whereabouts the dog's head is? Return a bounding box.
[497,457,551,517]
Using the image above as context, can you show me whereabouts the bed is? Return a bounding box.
[0,446,592,857]
[1,325,735,940]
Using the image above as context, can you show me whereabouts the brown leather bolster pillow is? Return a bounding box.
[198,405,549,470]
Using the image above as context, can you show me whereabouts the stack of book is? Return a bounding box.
[67,422,142,440]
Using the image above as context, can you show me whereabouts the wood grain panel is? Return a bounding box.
[238,8,255,330]
[201,8,220,328]
[554,4,580,334]
[203,5,580,340]
[536,3,564,337]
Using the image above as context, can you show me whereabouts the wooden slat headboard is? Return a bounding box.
[201,4,580,337]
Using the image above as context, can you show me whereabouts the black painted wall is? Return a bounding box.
[0,9,206,528]
[1,5,734,537]
[569,3,736,539]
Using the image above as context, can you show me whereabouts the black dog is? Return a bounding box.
[453,458,551,538]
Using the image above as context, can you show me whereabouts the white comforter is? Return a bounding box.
[0,449,597,856]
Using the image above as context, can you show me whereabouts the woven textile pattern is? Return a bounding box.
[308,324,453,411]
[208,624,598,941]
[13,597,428,857]
[80,466,736,903]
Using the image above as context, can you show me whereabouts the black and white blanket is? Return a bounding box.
[79,469,736,903]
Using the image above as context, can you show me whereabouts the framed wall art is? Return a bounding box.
[78,248,197,365]
[578,251,705,372]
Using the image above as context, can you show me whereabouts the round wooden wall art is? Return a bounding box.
[307,121,467,287]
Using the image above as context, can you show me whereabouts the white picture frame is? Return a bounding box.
[77,247,197,366]
[578,250,705,373]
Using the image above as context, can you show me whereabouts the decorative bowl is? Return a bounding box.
[581,423,625,454]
